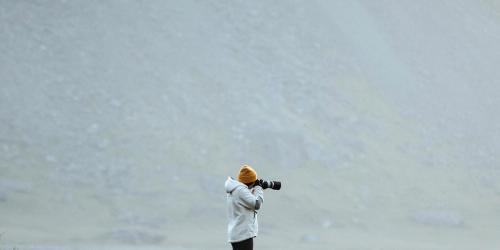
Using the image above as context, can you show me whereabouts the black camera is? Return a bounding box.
[256,179,281,190]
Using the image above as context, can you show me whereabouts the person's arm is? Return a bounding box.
[238,186,264,210]
[253,186,264,210]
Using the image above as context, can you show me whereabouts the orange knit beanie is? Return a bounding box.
[238,164,257,184]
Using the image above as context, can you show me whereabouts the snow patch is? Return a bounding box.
[411,209,464,227]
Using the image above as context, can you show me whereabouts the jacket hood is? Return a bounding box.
[225,177,245,193]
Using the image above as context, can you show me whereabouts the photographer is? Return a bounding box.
[225,164,281,250]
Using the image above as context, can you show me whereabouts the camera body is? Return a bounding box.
[256,179,281,190]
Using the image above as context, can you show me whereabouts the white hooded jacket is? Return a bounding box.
[225,177,264,243]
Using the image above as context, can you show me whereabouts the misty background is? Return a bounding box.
[1,1,500,249]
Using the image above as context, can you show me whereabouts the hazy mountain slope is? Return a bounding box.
[1,1,499,249]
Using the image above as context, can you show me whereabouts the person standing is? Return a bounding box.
[225,164,265,250]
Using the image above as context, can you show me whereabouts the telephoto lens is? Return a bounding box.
[262,180,281,190]
[268,181,281,190]
[256,179,282,190]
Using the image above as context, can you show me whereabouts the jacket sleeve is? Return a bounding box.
[238,186,264,210]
